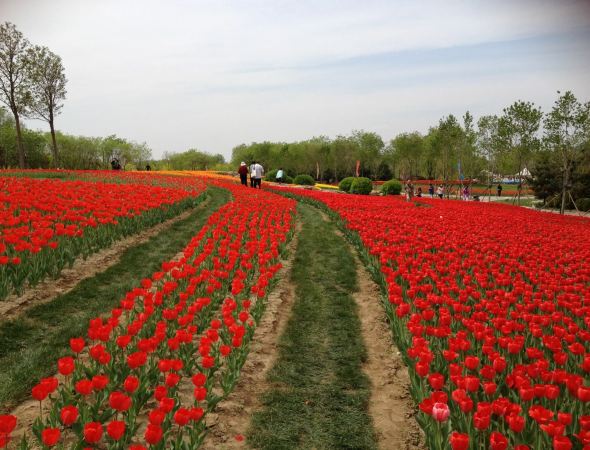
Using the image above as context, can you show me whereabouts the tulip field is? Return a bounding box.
[1,171,589,450]
[272,186,590,450]
[0,173,206,300]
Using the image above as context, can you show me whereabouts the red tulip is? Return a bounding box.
[449,432,469,450]
[59,405,78,426]
[41,428,60,447]
[75,379,93,396]
[83,422,102,444]
[108,391,131,412]
[57,356,75,375]
[174,408,191,426]
[553,435,573,450]
[91,374,109,391]
[106,421,126,441]
[144,424,163,445]
[489,432,508,450]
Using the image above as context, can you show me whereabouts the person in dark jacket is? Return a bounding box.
[238,162,248,186]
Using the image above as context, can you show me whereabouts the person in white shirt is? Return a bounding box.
[250,161,264,188]
[249,162,256,188]
[276,168,284,184]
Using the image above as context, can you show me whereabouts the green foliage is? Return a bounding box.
[497,100,543,178]
[528,151,561,202]
[381,179,402,195]
[338,176,355,192]
[0,115,49,168]
[163,149,224,170]
[577,198,590,212]
[293,174,315,185]
[349,177,373,195]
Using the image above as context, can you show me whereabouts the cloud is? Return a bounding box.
[3,0,590,158]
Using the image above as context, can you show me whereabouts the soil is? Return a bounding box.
[350,249,425,450]
[0,199,210,323]
[200,221,301,450]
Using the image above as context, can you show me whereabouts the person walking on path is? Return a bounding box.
[251,161,264,189]
[428,183,435,198]
[276,168,284,184]
[497,183,503,197]
[238,161,248,186]
[250,162,256,187]
[436,184,444,199]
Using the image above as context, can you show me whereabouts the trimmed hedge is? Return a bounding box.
[338,177,355,192]
[350,177,373,195]
[381,179,402,195]
[293,174,315,186]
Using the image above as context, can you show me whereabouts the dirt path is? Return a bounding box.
[0,197,209,323]
[350,249,425,450]
[200,221,301,450]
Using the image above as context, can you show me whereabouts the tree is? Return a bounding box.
[0,22,31,168]
[26,45,67,167]
[432,115,463,189]
[388,132,424,179]
[477,115,500,186]
[543,91,590,214]
[497,100,542,203]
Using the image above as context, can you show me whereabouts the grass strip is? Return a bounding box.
[0,187,231,410]
[248,203,377,450]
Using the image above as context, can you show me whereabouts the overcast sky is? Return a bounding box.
[4,0,590,160]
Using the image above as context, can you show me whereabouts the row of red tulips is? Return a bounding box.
[0,179,295,449]
[0,173,206,300]
[272,186,590,450]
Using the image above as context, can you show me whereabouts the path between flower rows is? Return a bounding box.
[203,203,422,449]
[0,196,210,323]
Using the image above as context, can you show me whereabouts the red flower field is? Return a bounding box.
[272,186,590,450]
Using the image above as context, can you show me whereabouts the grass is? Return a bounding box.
[0,187,231,409]
[492,196,537,207]
[248,203,377,450]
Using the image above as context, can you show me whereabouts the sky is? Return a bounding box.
[3,0,590,160]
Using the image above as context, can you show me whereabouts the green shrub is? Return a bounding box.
[293,174,315,186]
[283,175,294,184]
[338,177,355,192]
[266,169,278,181]
[577,198,590,212]
[381,179,402,195]
[350,177,373,195]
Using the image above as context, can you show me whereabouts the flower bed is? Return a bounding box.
[1,180,296,449]
[0,174,206,300]
[271,186,590,450]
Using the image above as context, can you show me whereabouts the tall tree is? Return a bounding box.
[0,22,31,168]
[477,115,500,186]
[432,115,463,189]
[497,100,543,202]
[389,132,424,179]
[26,45,67,167]
[543,91,590,214]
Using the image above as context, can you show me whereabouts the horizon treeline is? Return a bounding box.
[232,91,589,185]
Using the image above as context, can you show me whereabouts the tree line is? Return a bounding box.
[232,91,590,212]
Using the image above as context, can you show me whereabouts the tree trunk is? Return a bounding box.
[13,111,26,168]
[49,118,58,168]
[560,165,569,215]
